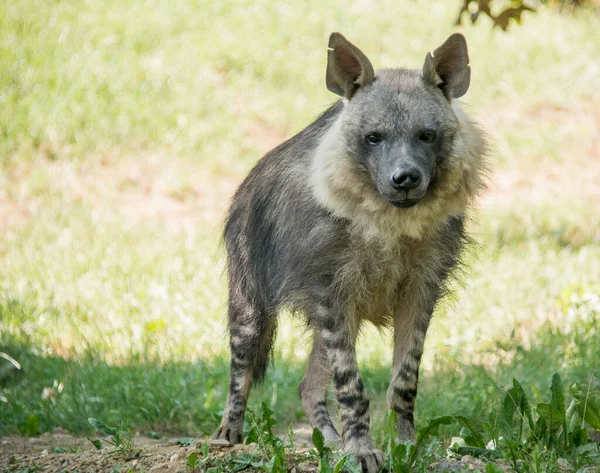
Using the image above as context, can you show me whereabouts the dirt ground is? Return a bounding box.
[3,430,583,473]
[0,430,523,473]
[0,428,327,473]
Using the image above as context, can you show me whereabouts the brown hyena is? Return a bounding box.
[210,32,487,472]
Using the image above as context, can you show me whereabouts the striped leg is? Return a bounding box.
[315,307,385,473]
[387,295,433,443]
[299,330,339,444]
[211,294,276,445]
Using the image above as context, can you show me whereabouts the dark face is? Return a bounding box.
[342,69,459,208]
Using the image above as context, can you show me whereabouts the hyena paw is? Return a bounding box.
[209,424,243,445]
[346,447,386,473]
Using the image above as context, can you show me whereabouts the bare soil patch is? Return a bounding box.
[3,433,575,473]
[0,432,322,473]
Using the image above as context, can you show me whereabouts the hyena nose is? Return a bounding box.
[390,169,422,191]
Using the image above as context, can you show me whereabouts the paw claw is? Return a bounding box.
[350,449,386,473]
[210,425,243,445]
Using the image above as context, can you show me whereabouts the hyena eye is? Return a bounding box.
[418,130,437,143]
[365,133,383,145]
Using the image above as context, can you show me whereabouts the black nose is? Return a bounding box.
[390,169,422,191]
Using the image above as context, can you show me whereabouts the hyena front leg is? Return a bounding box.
[387,292,435,443]
[315,307,385,473]
[299,330,340,444]
[211,293,276,445]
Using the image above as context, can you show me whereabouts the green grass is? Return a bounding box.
[1,0,599,470]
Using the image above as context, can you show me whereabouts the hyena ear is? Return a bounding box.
[422,33,471,99]
[326,32,375,100]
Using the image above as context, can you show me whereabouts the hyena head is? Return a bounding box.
[314,33,486,240]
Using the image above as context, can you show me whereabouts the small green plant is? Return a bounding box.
[448,373,600,470]
[87,418,135,458]
[311,427,352,473]
[245,402,286,473]
[186,451,198,473]
[383,412,449,473]
[17,413,40,437]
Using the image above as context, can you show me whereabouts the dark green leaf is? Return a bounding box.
[485,463,504,473]
[88,418,117,436]
[390,443,410,473]
[571,383,600,430]
[454,416,486,448]
[550,373,566,417]
[409,416,452,466]
[452,446,503,460]
[187,452,198,469]
[333,457,347,473]
[537,403,563,433]
[568,425,587,447]
[88,438,102,450]
[312,427,325,455]
[20,414,40,436]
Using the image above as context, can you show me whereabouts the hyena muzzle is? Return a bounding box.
[211,32,487,472]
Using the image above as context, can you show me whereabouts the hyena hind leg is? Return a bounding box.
[299,330,340,444]
[211,298,277,445]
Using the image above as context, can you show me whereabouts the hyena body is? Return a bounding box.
[212,33,486,472]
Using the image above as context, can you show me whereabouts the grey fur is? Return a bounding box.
[210,32,487,473]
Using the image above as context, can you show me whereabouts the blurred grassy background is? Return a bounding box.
[0,0,599,442]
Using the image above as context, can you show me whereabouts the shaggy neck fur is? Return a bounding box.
[311,100,487,243]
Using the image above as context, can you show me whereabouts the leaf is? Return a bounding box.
[568,425,588,448]
[187,452,198,469]
[485,463,504,473]
[88,438,102,450]
[264,452,286,473]
[537,403,563,433]
[386,410,398,450]
[20,414,40,436]
[245,425,258,445]
[575,442,600,461]
[571,382,600,431]
[550,373,568,450]
[88,418,117,436]
[513,379,535,429]
[333,456,347,473]
[452,446,503,460]
[260,402,277,435]
[146,430,161,439]
[177,437,196,446]
[312,427,325,456]
[409,416,452,466]
[500,379,534,439]
[550,373,566,416]
[454,416,486,448]
[389,442,410,473]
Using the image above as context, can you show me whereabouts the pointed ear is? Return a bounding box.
[423,33,471,99]
[326,32,375,100]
